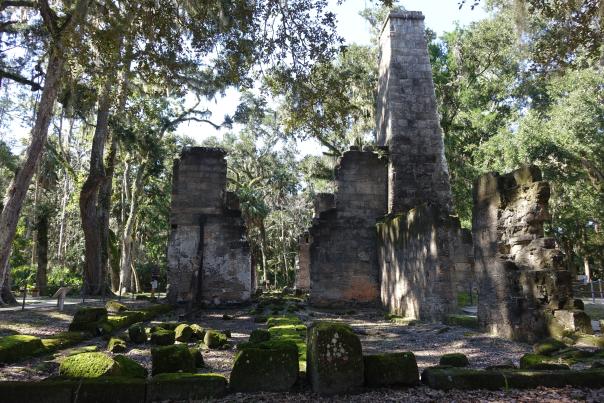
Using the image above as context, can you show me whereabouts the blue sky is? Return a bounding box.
[175,1,489,155]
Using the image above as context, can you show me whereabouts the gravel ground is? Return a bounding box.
[1,302,603,402]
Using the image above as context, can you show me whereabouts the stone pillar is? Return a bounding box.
[167,147,251,306]
[376,11,452,214]
[309,149,388,307]
[473,166,581,341]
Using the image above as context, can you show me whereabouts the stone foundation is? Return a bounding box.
[473,166,576,341]
[167,147,251,306]
[308,149,388,307]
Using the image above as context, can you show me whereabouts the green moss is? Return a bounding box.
[106,311,145,331]
[105,300,127,313]
[175,324,193,342]
[147,373,227,400]
[112,354,147,378]
[151,344,195,375]
[59,352,119,378]
[266,315,302,328]
[189,347,205,368]
[533,338,567,355]
[0,335,45,363]
[203,330,227,349]
[150,329,175,346]
[128,322,147,344]
[519,353,570,370]
[249,329,271,343]
[151,322,180,332]
[107,337,127,353]
[444,314,479,329]
[138,304,172,320]
[439,353,470,367]
[68,307,108,334]
[364,352,419,387]
[42,332,88,353]
[190,324,205,340]
[307,321,364,395]
[457,292,475,307]
[230,340,299,392]
[422,367,604,390]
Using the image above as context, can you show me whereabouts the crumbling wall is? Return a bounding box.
[377,205,459,321]
[377,11,452,214]
[309,149,388,307]
[167,147,251,305]
[473,166,582,341]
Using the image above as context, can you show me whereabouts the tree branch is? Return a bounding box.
[0,1,36,12]
[0,68,41,91]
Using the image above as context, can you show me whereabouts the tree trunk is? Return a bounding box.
[79,82,111,296]
[99,133,117,286]
[35,213,48,295]
[119,163,144,293]
[584,256,592,282]
[0,47,64,305]
[57,116,74,266]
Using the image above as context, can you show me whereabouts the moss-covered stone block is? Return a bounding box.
[0,334,45,363]
[230,340,299,392]
[203,330,227,349]
[106,311,145,331]
[422,366,604,390]
[59,352,120,378]
[128,322,147,344]
[71,377,146,402]
[175,324,193,342]
[150,322,180,332]
[0,380,74,403]
[107,337,127,353]
[189,347,205,368]
[439,353,469,367]
[533,338,567,355]
[307,321,364,395]
[150,329,175,346]
[139,304,172,320]
[190,324,205,340]
[105,300,127,313]
[364,352,419,387]
[113,354,148,378]
[249,328,271,343]
[269,324,307,370]
[151,344,195,375]
[147,373,227,401]
[68,307,108,334]
[444,314,479,329]
[41,331,88,353]
[519,353,570,370]
[267,315,302,328]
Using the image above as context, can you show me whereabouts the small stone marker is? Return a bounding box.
[52,287,71,311]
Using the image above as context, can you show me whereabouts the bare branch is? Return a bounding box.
[0,68,41,90]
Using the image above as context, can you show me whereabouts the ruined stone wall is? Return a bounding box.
[451,227,475,296]
[309,149,388,307]
[377,205,459,321]
[377,11,452,214]
[473,166,578,341]
[167,147,251,305]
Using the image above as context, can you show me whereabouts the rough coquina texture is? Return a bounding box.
[308,149,388,307]
[473,165,576,342]
[167,147,251,306]
[377,205,462,321]
[376,11,452,214]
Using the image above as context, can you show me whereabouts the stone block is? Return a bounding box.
[151,344,195,375]
[363,352,419,387]
[146,373,227,402]
[306,322,364,395]
[553,310,593,334]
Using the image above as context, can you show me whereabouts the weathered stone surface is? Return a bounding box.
[203,330,227,349]
[473,166,576,341]
[151,344,195,375]
[147,373,227,401]
[439,353,469,367]
[309,150,388,307]
[128,322,147,343]
[59,352,119,378]
[167,147,252,306]
[150,329,175,346]
[306,321,364,395]
[0,335,45,363]
[377,11,452,214]
[107,337,127,353]
[363,352,419,387]
[68,307,108,334]
[175,324,193,342]
[377,205,461,321]
[553,309,593,334]
[230,340,299,392]
[295,232,311,291]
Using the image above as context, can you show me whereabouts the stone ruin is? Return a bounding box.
[163,11,591,343]
[473,166,590,341]
[166,147,252,306]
